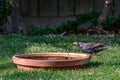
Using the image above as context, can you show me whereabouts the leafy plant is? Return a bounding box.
[40,26,56,35]
[24,11,100,35]
[77,11,99,25]
[55,11,99,34]
[104,15,120,29]
[0,1,13,25]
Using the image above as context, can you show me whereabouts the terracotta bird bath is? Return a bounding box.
[12,52,94,71]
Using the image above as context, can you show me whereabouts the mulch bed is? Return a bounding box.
[77,26,120,36]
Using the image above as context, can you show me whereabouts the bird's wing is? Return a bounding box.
[93,46,107,53]
[82,42,104,50]
[90,42,104,49]
[82,42,95,50]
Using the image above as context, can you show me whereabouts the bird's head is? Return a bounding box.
[77,42,84,48]
[73,42,84,48]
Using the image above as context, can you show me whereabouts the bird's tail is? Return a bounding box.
[93,46,107,53]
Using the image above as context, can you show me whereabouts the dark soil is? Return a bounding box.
[77,26,120,36]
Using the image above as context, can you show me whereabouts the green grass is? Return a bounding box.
[0,34,120,80]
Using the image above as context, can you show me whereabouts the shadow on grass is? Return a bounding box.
[107,62,120,66]
[86,61,120,68]
[84,61,103,69]
[0,59,103,72]
[0,62,16,71]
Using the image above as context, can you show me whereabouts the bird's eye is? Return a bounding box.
[79,43,83,47]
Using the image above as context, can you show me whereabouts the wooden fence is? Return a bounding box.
[20,0,120,17]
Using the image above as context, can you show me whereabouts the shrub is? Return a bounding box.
[77,11,99,25]
[24,11,100,35]
[0,1,13,25]
[104,15,120,29]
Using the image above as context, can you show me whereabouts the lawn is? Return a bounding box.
[0,34,120,80]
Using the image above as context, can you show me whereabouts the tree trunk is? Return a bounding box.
[97,0,114,29]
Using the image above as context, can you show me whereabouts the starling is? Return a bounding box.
[73,42,107,54]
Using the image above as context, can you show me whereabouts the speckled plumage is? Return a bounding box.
[77,42,107,54]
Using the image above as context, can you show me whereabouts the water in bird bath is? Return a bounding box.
[17,54,74,60]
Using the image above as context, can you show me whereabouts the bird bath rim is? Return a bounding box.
[12,52,94,71]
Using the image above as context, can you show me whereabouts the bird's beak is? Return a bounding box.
[73,42,78,46]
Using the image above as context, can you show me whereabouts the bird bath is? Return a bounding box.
[12,52,94,71]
